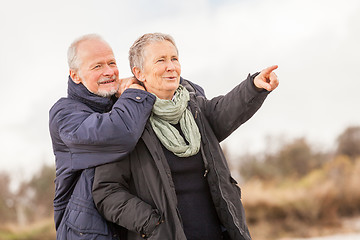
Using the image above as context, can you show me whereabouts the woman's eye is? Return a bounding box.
[157,59,164,63]
[109,61,116,65]
[172,57,178,61]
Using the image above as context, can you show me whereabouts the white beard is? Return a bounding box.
[96,85,119,98]
[82,74,119,98]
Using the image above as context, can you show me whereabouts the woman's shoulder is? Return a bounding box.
[180,77,206,98]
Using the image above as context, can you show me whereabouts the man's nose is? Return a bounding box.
[103,64,116,76]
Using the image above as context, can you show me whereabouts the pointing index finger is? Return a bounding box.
[262,65,278,75]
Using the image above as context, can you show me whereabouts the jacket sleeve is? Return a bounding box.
[92,160,162,237]
[197,73,269,142]
[49,88,155,170]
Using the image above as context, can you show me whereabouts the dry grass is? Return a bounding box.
[242,157,360,240]
[0,218,55,240]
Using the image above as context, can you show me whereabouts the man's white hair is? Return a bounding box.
[67,34,107,71]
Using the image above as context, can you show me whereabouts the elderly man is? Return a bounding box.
[49,34,156,239]
[92,33,279,240]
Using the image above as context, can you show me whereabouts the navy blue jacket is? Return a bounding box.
[49,77,155,239]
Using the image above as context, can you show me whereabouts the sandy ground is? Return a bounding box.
[283,217,360,240]
[291,233,360,240]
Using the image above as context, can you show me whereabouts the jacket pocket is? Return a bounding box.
[63,197,112,239]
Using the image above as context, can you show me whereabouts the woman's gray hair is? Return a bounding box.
[129,33,178,73]
[67,34,107,71]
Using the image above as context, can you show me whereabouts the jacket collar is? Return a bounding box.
[67,76,116,113]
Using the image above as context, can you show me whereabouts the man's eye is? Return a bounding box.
[93,65,101,69]
[109,62,116,65]
[157,59,164,63]
[172,57,178,61]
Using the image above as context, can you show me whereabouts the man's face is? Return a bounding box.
[137,40,181,100]
[71,39,120,97]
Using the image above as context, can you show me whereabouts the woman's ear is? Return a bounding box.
[132,66,145,83]
[70,69,81,84]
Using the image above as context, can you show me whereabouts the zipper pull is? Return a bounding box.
[203,169,209,177]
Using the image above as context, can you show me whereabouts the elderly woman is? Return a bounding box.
[92,33,278,240]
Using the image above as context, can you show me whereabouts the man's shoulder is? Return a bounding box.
[49,97,91,117]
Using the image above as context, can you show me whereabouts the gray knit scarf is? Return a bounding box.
[149,84,201,157]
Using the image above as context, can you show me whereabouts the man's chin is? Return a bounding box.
[96,87,119,98]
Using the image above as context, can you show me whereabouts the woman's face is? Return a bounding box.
[136,40,181,100]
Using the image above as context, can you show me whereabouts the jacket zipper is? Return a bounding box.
[193,107,209,177]
[197,111,246,239]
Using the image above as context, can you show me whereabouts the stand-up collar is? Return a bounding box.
[67,76,116,113]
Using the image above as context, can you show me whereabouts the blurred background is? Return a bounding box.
[0,0,359,239]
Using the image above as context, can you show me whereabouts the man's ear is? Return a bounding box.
[70,69,81,84]
[132,67,145,83]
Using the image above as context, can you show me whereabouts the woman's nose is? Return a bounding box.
[166,60,175,71]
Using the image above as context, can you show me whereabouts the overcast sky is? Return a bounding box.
[1,0,359,184]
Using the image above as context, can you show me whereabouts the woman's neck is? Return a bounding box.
[151,90,176,100]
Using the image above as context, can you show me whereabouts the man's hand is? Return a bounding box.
[253,65,279,91]
[116,77,145,97]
